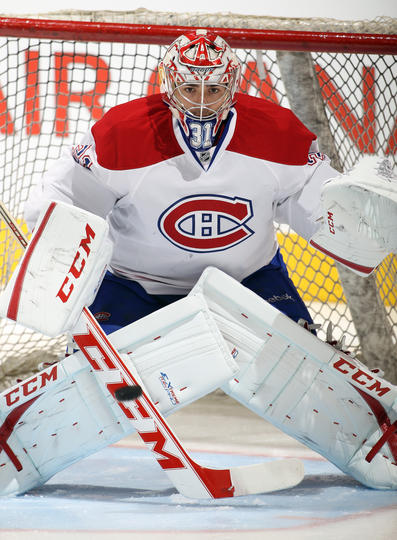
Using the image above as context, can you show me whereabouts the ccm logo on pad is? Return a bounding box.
[56,224,95,303]
[3,365,58,407]
[327,211,335,235]
[333,358,391,397]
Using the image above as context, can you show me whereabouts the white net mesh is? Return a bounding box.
[0,11,396,388]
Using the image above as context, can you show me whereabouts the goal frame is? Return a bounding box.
[0,13,396,387]
[0,16,396,53]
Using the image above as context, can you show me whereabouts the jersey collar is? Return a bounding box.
[174,109,237,171]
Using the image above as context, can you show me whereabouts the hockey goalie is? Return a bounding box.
[0,29,397,499]
[0,188,396,498]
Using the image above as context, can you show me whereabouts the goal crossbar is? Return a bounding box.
[0,16,396,54]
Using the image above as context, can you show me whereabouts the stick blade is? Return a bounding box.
[230,458,304,496]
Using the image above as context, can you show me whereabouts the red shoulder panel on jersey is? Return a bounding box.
[228,93,316,165]
[91,94,183,170]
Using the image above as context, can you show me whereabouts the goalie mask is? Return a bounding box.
[159,30,242,151]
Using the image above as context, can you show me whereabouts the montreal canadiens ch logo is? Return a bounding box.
[158,194,254,252]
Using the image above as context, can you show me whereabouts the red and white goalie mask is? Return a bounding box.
[159,30,242,151]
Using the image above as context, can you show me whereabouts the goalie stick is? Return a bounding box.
[0,201,304,499]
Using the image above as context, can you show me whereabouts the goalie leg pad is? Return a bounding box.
[0,356,133,497]
[190,266,397,490]
[0,294,237,496]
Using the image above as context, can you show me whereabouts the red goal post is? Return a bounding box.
[0,11,396,387]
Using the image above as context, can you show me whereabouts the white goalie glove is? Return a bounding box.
[0,200,113,336]
[310,155,397,276]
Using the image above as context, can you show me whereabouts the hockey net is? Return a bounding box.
[0,9,396,388]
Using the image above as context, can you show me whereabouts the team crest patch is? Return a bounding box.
[158,194,254,252]
[72,145,93,170]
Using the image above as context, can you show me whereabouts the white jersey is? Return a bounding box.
[25,93,338,294]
